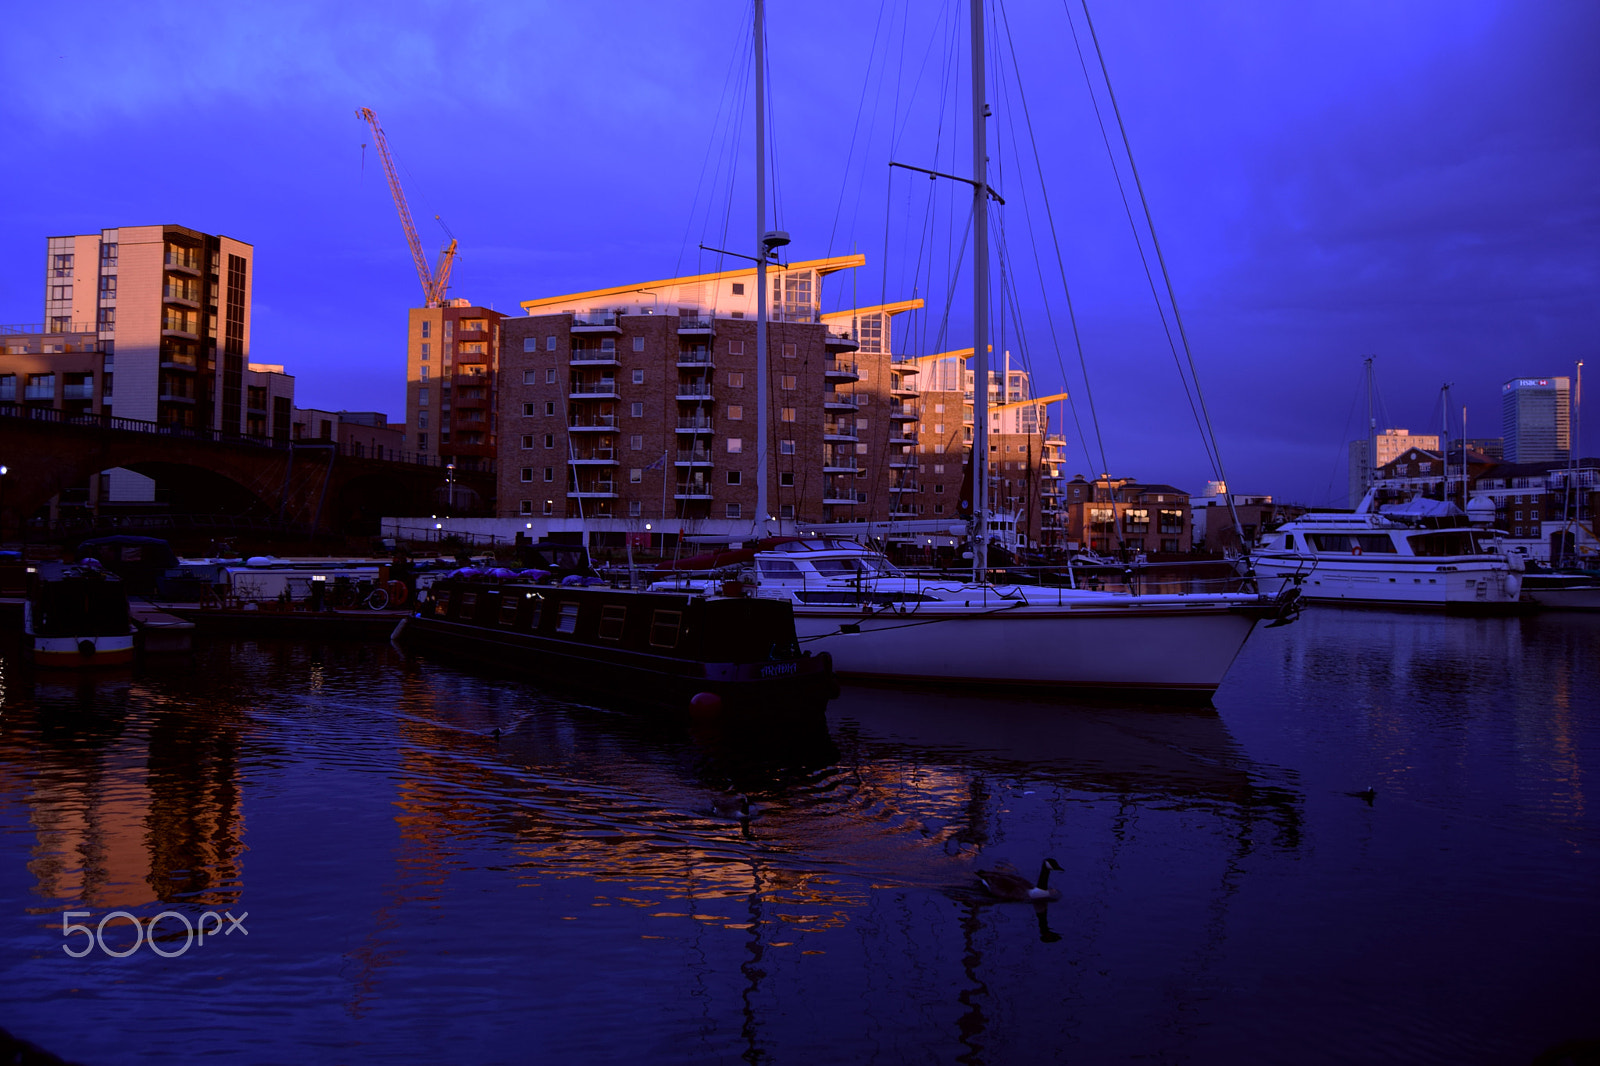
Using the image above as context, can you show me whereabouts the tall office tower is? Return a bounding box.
[44,226,254,500]
[1501,377,1571,462]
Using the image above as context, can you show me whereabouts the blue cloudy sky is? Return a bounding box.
[3,0,1594,505]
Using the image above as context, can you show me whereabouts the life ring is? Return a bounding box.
[1351,545,1363,555]
[387,580,409,605]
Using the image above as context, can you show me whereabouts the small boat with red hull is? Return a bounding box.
[24,562,136,668]
[393,574,835,716]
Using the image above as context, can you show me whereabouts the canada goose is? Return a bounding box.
[976,858,1064,902]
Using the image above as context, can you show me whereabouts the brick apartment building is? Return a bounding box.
[491,253,1070,547]
[404,300,505,473]
[1058,475,1195,556]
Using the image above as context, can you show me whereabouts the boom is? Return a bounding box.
[355,106,455,307]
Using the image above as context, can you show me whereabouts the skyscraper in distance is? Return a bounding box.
[1501,377,1570,463]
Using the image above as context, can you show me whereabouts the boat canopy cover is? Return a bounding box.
[76,536,180,568]
[1379,498,1465,519]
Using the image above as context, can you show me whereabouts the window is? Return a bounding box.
[727,438,742,454]
[728,372,744,387]
[422,321,432,338]
[934,464,945,473]
[556,602,580,634]
[545,401,555,416]
[544,434,554,448]
[544,468,555,481]
[631,434,643,450]
[598,605,627,641]
[726,503,742,518]
[97,307,115,330]
[628,500,642,517]
[630,468,642,483]
[934,424,944,434]
[731,283,745,295]
[500,598,521,628]
[631,402,644,417]
[523,337,537,352]
[632,369,644,384]
[421,366,429,381]
[780,407,795,422]
[521,467,534,482]
[779,503,795,519]
[781,375,796,390]
[727,471,741,485]
[546,336,557,351]
[780,472,794,486]
[523,370,538,384]
[522,402,536,416]
[521,434,534,449]
[728,340,745,356]
[1158,510,1184,534]
[50,285,72,301]
[101,244,117,264]
[857,418,868,430]
[543,500,554,515]
[935,484,945,494]
[727,405,743,420]
[546,368,557,384]
[520,500,532,514]
[419,433,428,448]
[99,275,116,297]
[780,440,795,455]
[632,337,645,352]
[783,343,796,358]
[649,609,683,648]
[419,413,429,428]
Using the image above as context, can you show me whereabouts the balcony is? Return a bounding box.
[567,480,618,498]
[63,383,95,401]
[889,504,920,517]
[823,456,858,473]
[823,488,861,504]
[888,456,917,469]
[823,358,859,382]
[771,302,817,324]
[888,430,918,447]
[162,284,201,308]
[890,377,919,398]
[161,322,198,339]
[569,380,619,400]
[674,480,713,500]
[676,416,714,433]
[676,382,714,401]
[158,390,196,404]
[571,313,621,333]
[569,414,619,432]
[163,252,201,275]
[889,401,917,421]
[823,422,858,442]
[568,446,618,465]
[160,352,198,370]
[675,447,714,466]
[676,348,714,368]
[677,316,714,334]
[890,481,922,493]
[570,347,620,366]
[823,393,859,412]
[824,331,859,353]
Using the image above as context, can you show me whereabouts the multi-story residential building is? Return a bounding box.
[1348,428,1439,506]
[1059,475,1195,556]
[1469,459,1596,560]
[290,407,405,460]
[1188,486,1308,553]
[1501,377,1571,463]
[403,300,505,472]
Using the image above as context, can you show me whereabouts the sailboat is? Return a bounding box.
[653,0,1297,699]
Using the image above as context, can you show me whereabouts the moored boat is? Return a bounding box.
[24,562,135,668]
[394,575,836,715]
[1520,562,1600,611]
[1252,494,1523,609]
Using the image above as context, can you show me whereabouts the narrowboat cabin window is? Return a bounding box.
[499,598,519,627]
[598,605,627,641]
[556,602,580,634]
[458,592,478,615]
[649,610,683,648]
[433,591,451,616]
[526,593,543,630]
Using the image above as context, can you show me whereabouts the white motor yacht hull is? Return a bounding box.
[1252,554,1521,608]
[789,599,1263,694]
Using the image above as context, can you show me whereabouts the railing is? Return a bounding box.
[570,347,618,362]
[676,383,714,398]
[823,393,859,408]
[891,481,922,492]
[1,322,98,336]
[676,448,714,463]
[0,402,487,470]
[569,381,619,395]
[63,384,95,400]
[572,314,617,327]
[570,447,617,462]
[771,302,817,323]
[24,386,56,401]
[570,414,619,429]
[678,316,714,330]
[823,457,858,471]
[164,252,201,272]
[823,488,861,502]
[824,423,857,439]
[677,349,714,364]
[889,431,918,445]
[569,480,617,494]
[162,284,200,302]
[677,416,714,430]
[824,359,858,376]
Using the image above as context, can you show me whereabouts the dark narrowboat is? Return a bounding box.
[25,562,136,668]
[392,576,836,715]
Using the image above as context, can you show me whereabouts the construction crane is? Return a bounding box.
[355,106,456,307]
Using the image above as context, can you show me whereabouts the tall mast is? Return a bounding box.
[1441,382,1452,501]
[753,0,770,539]
[1364,356,1377,503]
[970,0,990,577]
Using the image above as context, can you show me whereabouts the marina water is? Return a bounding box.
[1,609,1596,1063]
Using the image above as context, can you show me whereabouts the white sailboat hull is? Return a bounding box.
[1252,554,1522,607]
[788,598,1263,693]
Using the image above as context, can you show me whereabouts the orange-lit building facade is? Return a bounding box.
[404,300,505,472]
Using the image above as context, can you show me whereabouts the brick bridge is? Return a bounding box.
[0,406,494,537]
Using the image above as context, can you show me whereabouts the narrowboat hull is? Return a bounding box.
[28,633,137,668]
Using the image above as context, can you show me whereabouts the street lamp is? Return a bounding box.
[0,465,7,548]
[446,462,456,514]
